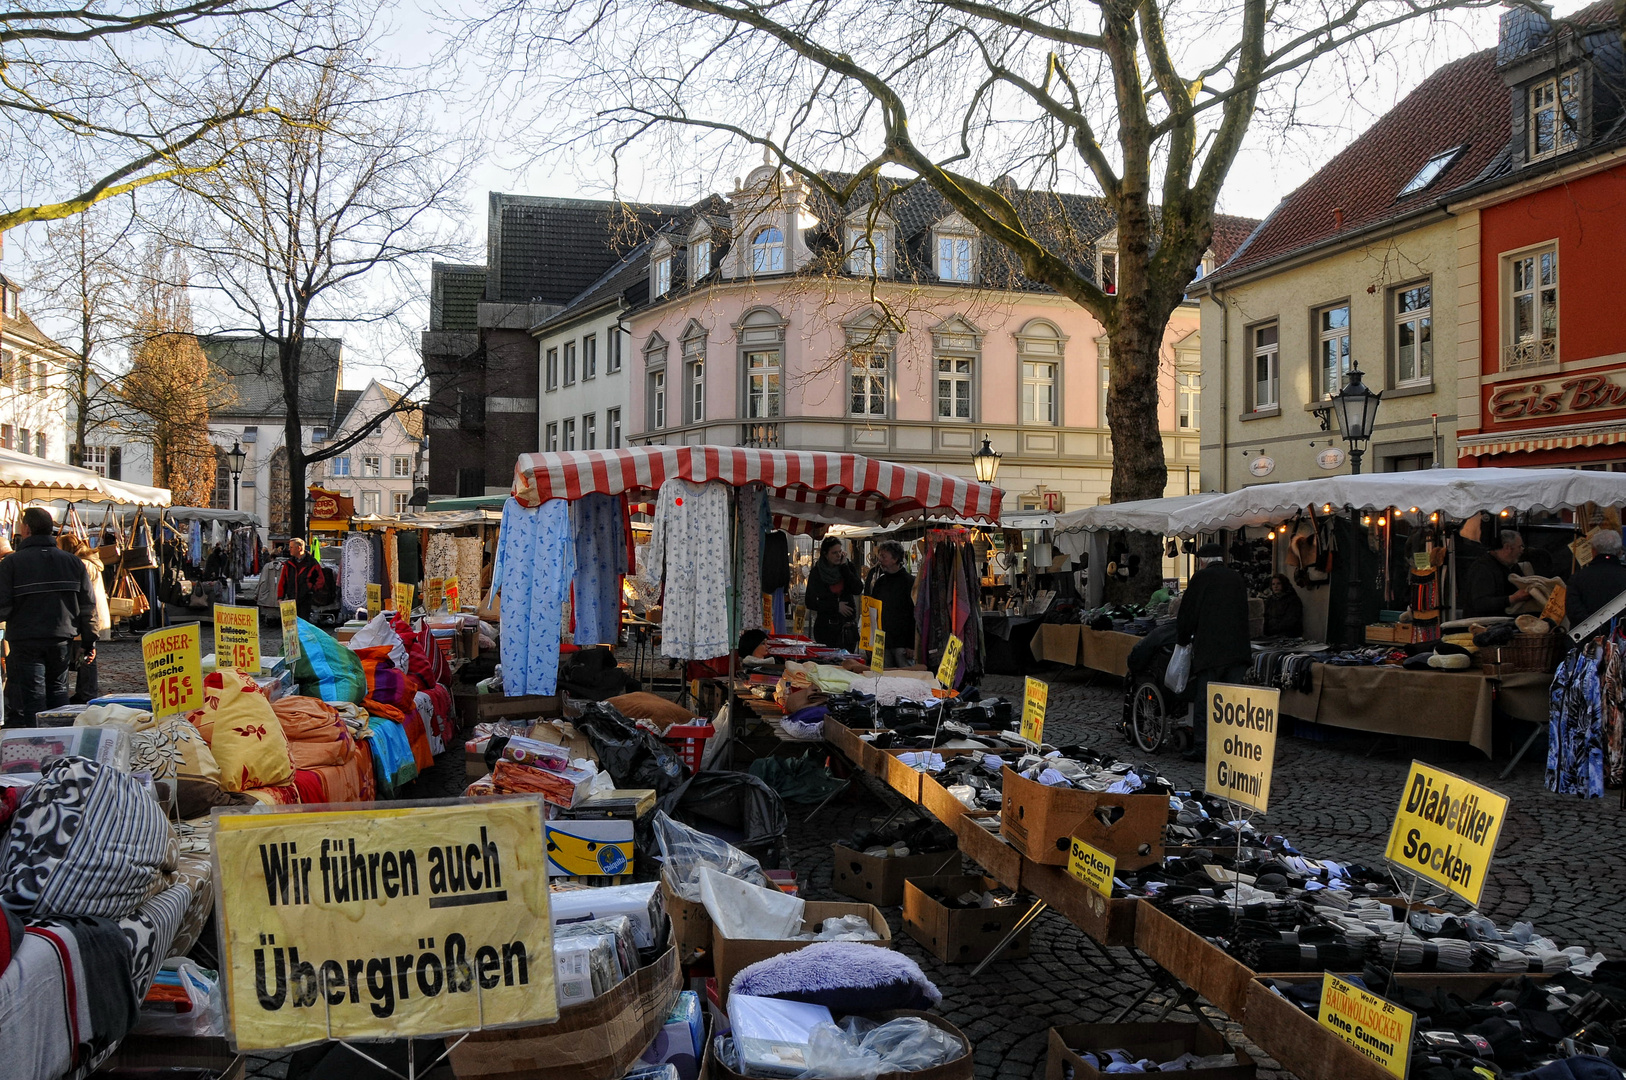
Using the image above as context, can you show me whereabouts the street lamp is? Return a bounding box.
[1329,365,1382,474]
[409,470,429,509]
[972,435,1003,484]
[226,441,247,511]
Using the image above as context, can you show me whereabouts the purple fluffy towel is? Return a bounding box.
[728,942,942,1012]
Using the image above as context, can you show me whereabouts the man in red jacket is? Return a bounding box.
[277,538,322,620]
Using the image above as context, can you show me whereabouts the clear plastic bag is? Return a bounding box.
[653,810,771,901]
[131,961,224,1037]
[699,867,805,940]
[799,1016,965,1078]
[1164,643,1192,694]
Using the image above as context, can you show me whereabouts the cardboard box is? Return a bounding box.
[662,874,713,962]
[1031,623,1082,665]
[1000,767,1166,866]
[1133,902,1256,1020]
[1045,1022,1255,1080]
[547,818,635,878]
[830,843,960,907]
[94,1035,244,1078]
[880,749,935,802]
[950,814,1023,891]
[702,1010,972,1080]
[448,947,679,1080]
[1240,976,1401,1080]
[711,901,892,1003]
[902,874,1034,964]
[1021,861,1138,948]
[822,720,882,773]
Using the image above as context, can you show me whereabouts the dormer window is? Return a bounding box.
[752,227,785,274]
[654,256,672,298]
[0,286,16,318]
[691,238,711,280]
[846,227,889,277]
[1529,69,1580,161]
[1099,251,1118,294]
[937,235,972,282]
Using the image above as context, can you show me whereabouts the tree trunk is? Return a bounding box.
[281,337,307,539]
[1103,303,1172,604]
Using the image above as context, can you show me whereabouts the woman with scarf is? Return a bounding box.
[805,536,863,651]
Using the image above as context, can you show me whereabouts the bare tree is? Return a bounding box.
[0,0,345,234]
[172,27,469,534]
[473,0,1515,586]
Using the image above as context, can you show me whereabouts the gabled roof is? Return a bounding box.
[533,240,655,335]
[0,304,69,354]
[334,379,423,441]
[1209,48,1509,283]
[485,194,689,306]
[202,335,343,422]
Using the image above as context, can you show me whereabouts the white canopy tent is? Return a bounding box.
[0,448,170,506]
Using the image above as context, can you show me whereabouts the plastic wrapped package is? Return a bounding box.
[131,961,224,1037]
[800,1016,965,1079]
[550,881,664,948]
[794,915,881,943]
[654,810,772,901]
[729,995,833,1078]
[553,932,621,1006]
[497,734,574,772]
[554,915,639,981]
[0,725,131,777]
[700,867,804,941]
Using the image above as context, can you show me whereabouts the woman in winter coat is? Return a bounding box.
[64,537,111,702]
[804,536,863,651]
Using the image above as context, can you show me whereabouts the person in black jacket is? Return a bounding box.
[805,537,863,651]
[1567,530,1626,629]
[0,507,97,727]
[1462,530,1530,617]
[1175,543,1252,759]
[864,540,917,666]
[1261,574,1304,638]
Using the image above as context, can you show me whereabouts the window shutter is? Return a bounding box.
[110,446,122,480]
[1511,89,1528,167]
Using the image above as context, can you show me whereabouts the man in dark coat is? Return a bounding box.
[1176,543,1252,760]
[1567,530,1626,629]
[0,507,97,726]
[863,540,917,666]
[1462,529,1530,617]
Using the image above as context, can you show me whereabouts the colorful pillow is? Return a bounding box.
[293,618,368,703]
[272,696,356,769]
[0,757,177,919]
[196,670,294,793]
[367,718,417,797]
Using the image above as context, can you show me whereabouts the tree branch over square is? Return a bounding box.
[474,0,1506,531]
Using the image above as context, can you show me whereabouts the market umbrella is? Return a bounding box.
[0,447,170,506]
[509,446,1003,527]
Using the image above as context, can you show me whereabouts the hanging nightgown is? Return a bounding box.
[1548,648,1605,797]
[493,498,575,696]
[736,485,766,633]
[647,479,731,660]
[571,493,629,647]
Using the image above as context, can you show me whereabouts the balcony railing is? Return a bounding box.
[742,422,780,448]
[1502,338,1558,371]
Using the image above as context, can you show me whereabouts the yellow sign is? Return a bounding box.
[870,630,886,673]
[366,583,382,618]
[214,605,261,673]
[860,596,883,652]
[1384,761,1509,908]
[1318,972,1415,1078]
[445,575,461,611]
[142,623,203,717]
[793,606,806,635]
[280,599,301,663]
[213,798,556,1050]
[1066,837,1116,898]
[858,608,872,653]
[394,582,414,614]
[426,577,445,612]
[1021,677,1048,744]
[936,634,964,687]
[1205,682,1279,816]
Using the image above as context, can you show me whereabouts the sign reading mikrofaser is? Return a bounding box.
[213,797,557,1050]
[1205,682,1279,816]
[1383,761,1509,908]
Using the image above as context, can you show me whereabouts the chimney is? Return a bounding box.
[1497,2,1553,65]
[1333,208,1345,230]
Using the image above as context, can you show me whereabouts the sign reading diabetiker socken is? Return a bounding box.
[1384,761,1509,908]
[1205,682,1279,815]
[213,797,556,1050]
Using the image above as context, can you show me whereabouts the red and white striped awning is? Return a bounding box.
[1457,421,1626,458]
[511,447,1002,526]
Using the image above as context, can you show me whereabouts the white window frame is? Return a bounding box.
[392,455,412,478]
[649,370,666,429]
[1528,69,1581,162]
[682,331,706,424]
[393,492,411,514]
[0,287,15,318]
[691,238,711,280]
[937,234,973,282]
[563,417,576,451]
[331,456,351,477]
[752,227,785,274]
[1176,370,1200,431]
[745,350,782,418]
[583,413,597,449]
[1393,281,1434,387]
[583,333,597,380]
[607,329,622,373]
[83,445,108,477]
[362,455,381,477]
[361,490,381,516]
[546,421,559,451]
[1251,322,1280,411]
[545,347,559,391]
[1316,303,1351,400]
[849,351,889,417]
[608,407,622,448]
[846,227,889,277]
[563,340,576,385]
[1502,242,1559,370]
[654,257,672,297]
[1099,250,1118,295]
[1021,361,1056,424]
[936,355,973,421]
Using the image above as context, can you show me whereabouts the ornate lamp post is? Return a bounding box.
[226,441,247,511]
[1330,366,1382,474]
[972,435,1003,484]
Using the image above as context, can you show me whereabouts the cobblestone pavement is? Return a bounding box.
[90,643,1614,1080]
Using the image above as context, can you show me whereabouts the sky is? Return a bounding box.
[1,0,1585,392]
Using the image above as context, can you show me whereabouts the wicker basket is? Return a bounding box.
[1500,631,1567,674]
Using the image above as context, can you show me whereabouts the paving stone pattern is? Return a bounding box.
[84,636,1618,1080]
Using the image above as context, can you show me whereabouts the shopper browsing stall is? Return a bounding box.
[864,539,917,666]
[0,507,97,726]
[806,536,863,651]
[1567,529,1626,628]
[1462,530,1530,617]
[1175,542,1251,760]
[1261,573,1303,638]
